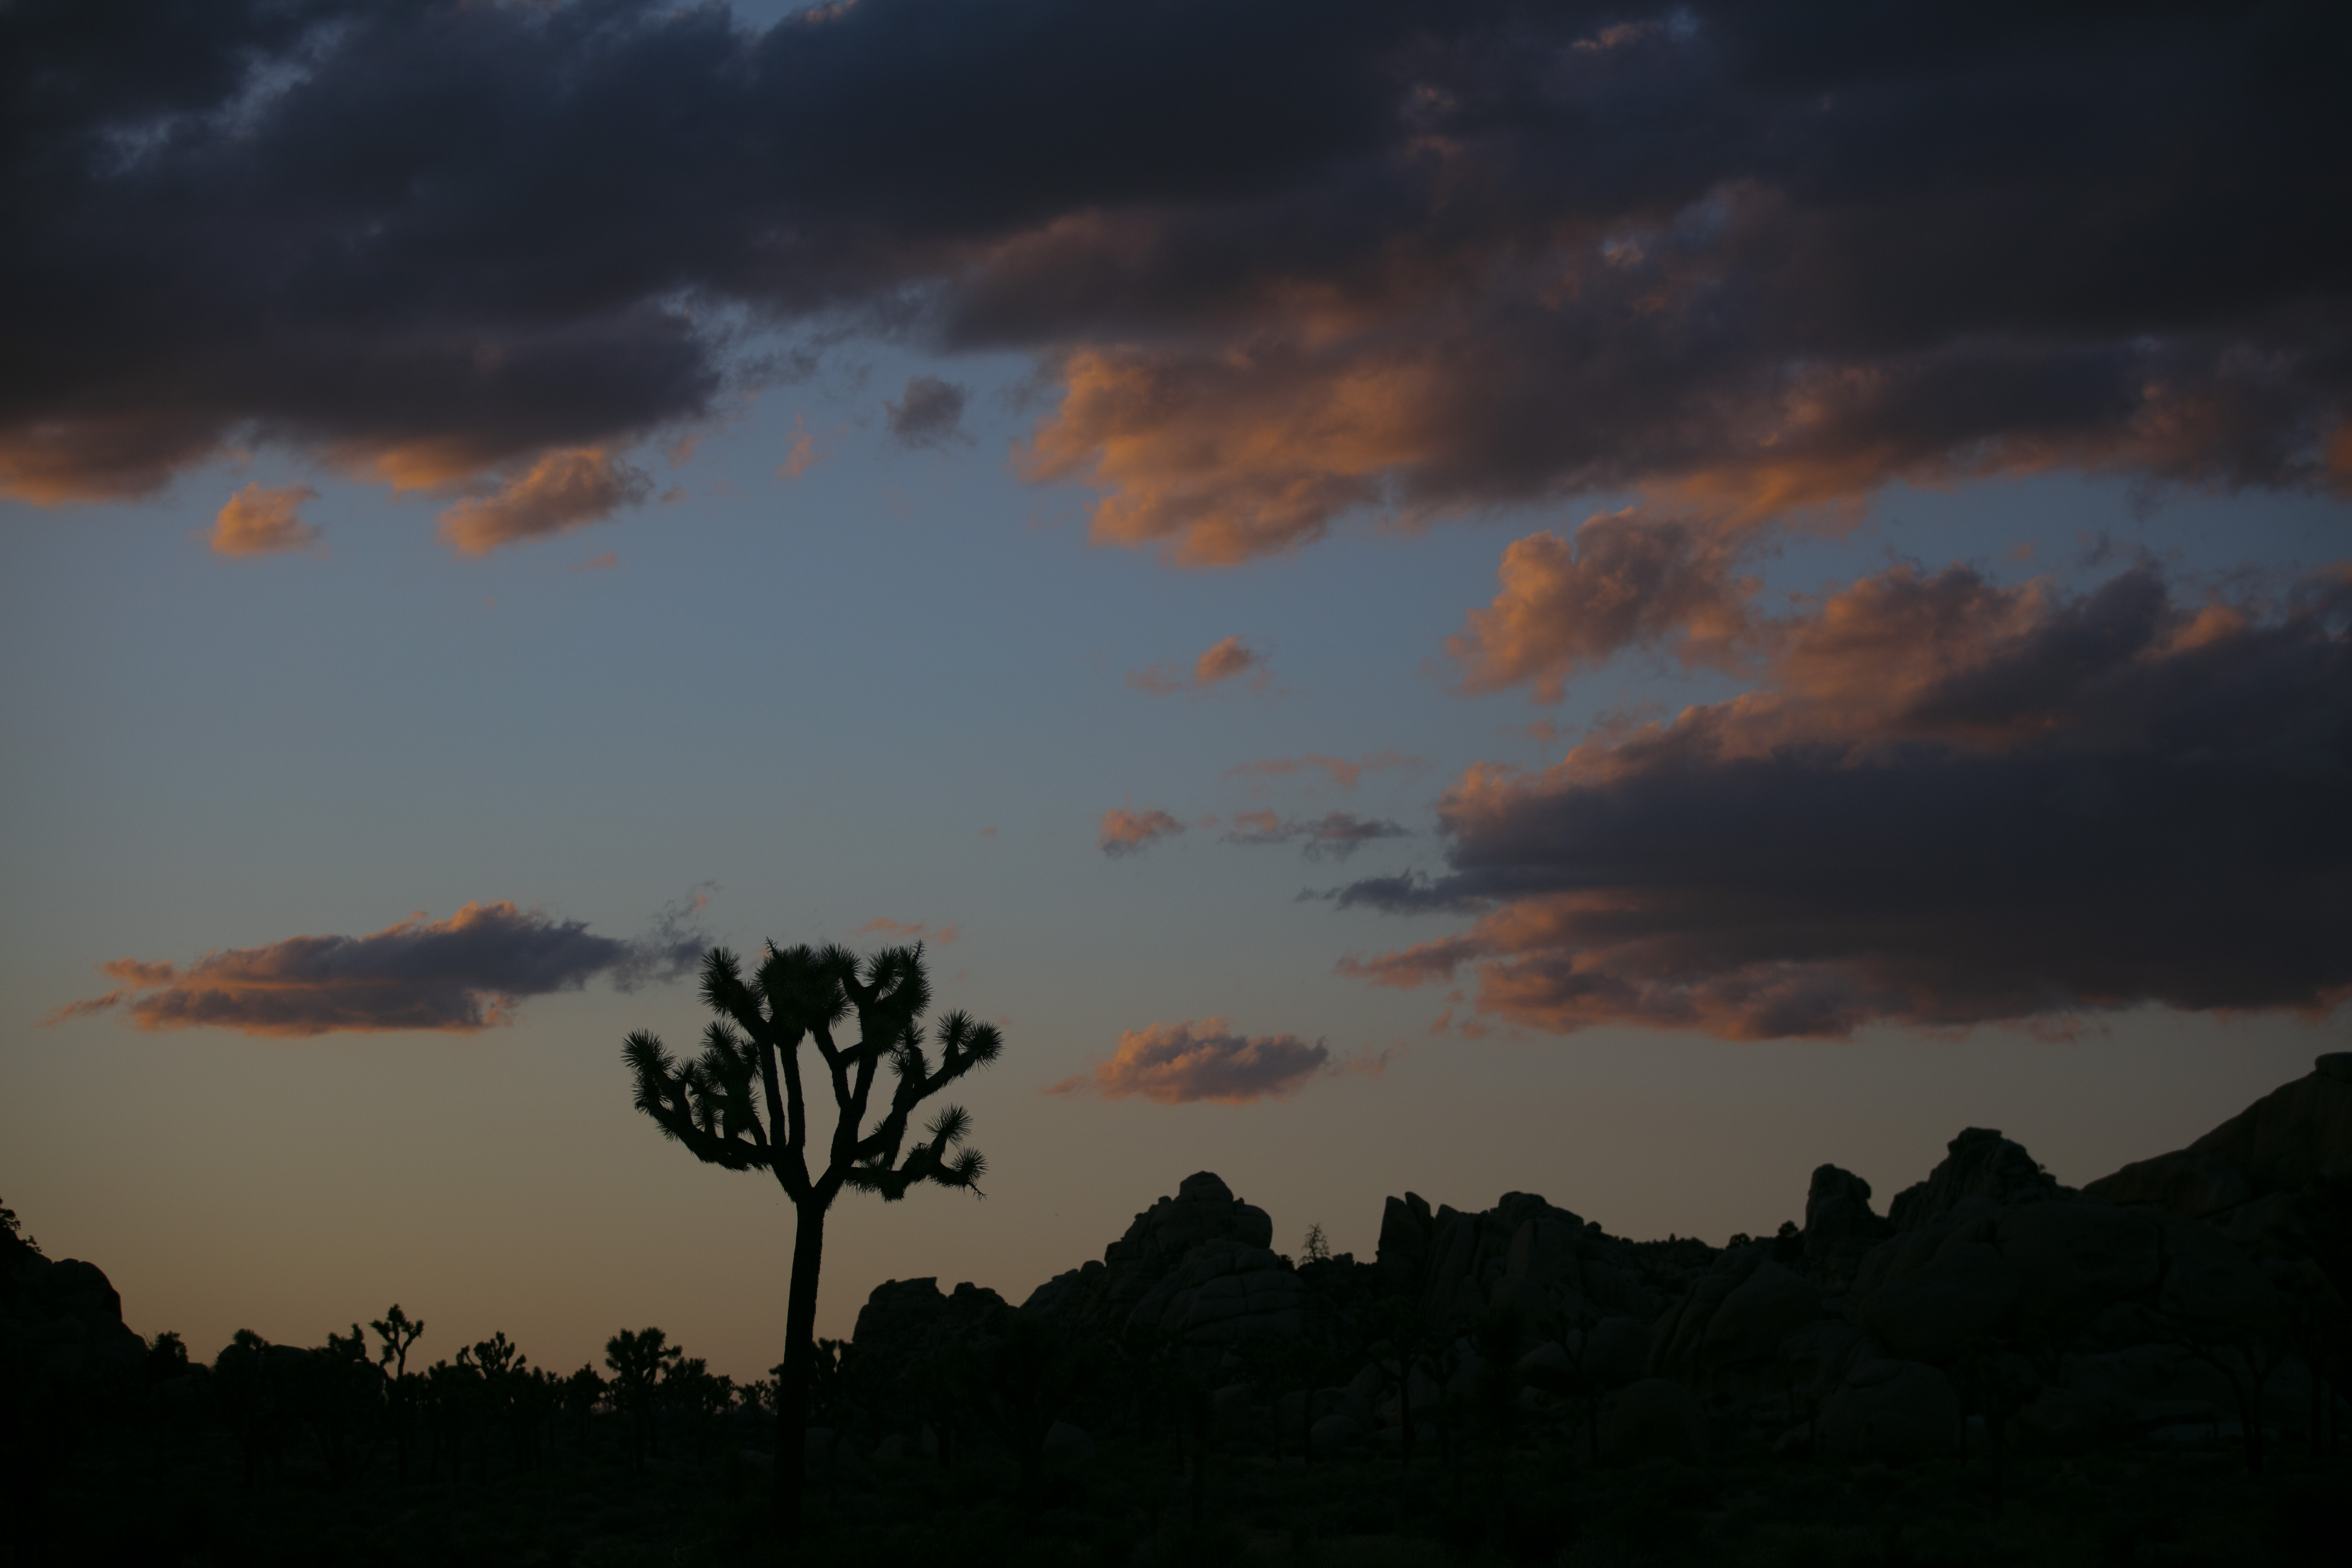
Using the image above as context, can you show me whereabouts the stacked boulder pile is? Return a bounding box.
[1023,1171,1309,1348]
[840,1054,2350,1466]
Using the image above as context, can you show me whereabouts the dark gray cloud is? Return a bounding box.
[884,375,969,448]
[1334,563,2352,1037]
[46,893,709,1036]
[3,0,2344,555]
[1225,810,1409,862]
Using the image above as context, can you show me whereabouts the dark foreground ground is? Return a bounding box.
[20,1416,2352,1568]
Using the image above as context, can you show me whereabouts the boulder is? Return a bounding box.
[1803,1165,1893,1284]
[1696,1260,1823,1373]
[1125,1238,1307,1346]
[1021,1173,1277,1337]
[1604,1378,1708,1464]
[1578,1317,1653,1391]
[1779,1319,1865,1406]
[845,1277,1013,1419]
[1212,1381,1254,1439]
[2178,1055,2352,1195]
[1376,1193,1435,1296]
[1652,1243,1768,1382]
[1041,1420,1094,1460]
[0,1236,148,1402]
[1993,1201,2162,1338]
[1820,1360,1959,1461]
[1389,1190,1667,1333]
[2152,1210,2281,1334]
[2012,1383,2135,1455]
[1860,1239,2021,1362]
[1310,1412,1364,1448]
[2081,1150,2253,1220]
[2084,1055,2352,1216]
[1888,1128,2070,1232]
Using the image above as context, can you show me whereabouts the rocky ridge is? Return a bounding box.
[847,1053,2352,1465]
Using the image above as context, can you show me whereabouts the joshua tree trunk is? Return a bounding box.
[775,1202,827,1537]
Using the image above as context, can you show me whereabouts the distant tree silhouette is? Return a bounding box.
[604,1326,681,1469]
[0,1197,39,1257]
[560,1363,607,1458]
[369,1304,426,1481]
[623,941,1000,1537]
[144,1330,191,1386]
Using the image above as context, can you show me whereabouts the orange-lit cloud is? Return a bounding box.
[1126,635,1270,695]
[1225,750,1420,792]
[437,448,652,555]
[1045,1017,1329,1104]
[1016,345,1426,566]
[210,482,322,556]
[1448,509,1760,700]
[45,897,707,1037]
[779,415,833,479]
[856,917,959,946]
[1332,561,2352,1039]
[1098,807,1185,857]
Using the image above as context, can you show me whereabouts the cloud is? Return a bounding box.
[1225,810,1408,861]
[779,415,833,478]
[856,916,959,946]
[884,375,969,448]
[1099,807,1185,857]
[46,894,709,1036]
[210,482,321,556]
[1045,1017,1329,1104]
[1334,562,2352,1039]
[1126,634,1270,695]
[1448,510,1761,700]
[574,551,619,571]
[1225,750,1420,792]
[6,0,2342,564]
[436,448,653,555]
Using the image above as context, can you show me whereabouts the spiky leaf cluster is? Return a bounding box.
[624,941,999,1209]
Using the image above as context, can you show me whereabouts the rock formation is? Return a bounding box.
[834,1053,2351,1468]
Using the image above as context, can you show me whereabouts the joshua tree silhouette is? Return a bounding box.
[623,941,999,1537]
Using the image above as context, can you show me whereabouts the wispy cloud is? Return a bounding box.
[437,448,652,555]
[211,482,322,556]
[1045,1017,1329,1104]
[1224,809,1407,861]
[1098,807,1186,857]
[46,891,711,1037]
[885,376,969,449]
[1225,750,1420,793]
[1126,635,1270,696]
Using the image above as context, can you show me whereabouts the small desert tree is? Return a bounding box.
[623,941,998,1536]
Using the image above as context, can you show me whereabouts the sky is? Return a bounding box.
[3,0,2348,1383]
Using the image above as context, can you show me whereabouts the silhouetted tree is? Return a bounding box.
[560,1364,607,1458]
[369,1305,425,1481]
[605,1326,681,1469]
[144,1330,191,1386]
[0,1196,38,1257]
[623,941,1000,1537]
